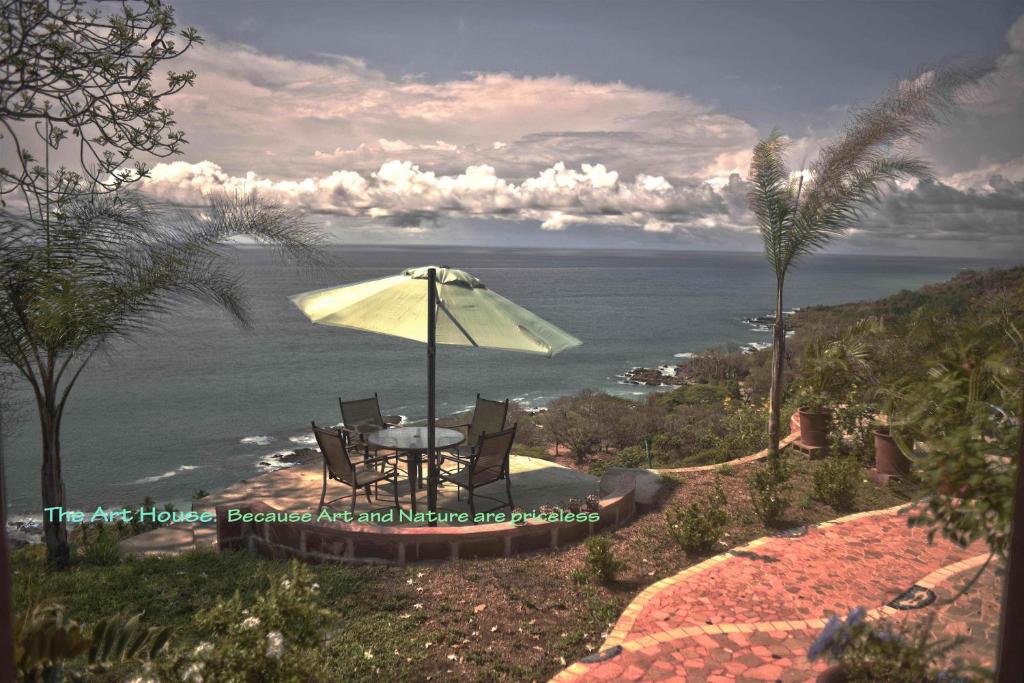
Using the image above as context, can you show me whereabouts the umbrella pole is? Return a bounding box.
[427,268,438,527]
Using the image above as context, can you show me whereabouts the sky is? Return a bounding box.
[111,1,1024,255]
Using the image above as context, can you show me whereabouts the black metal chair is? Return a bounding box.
[439,395,509,466]
[312,421,400,514]
[438,424,517,519]
[339,393,402,463]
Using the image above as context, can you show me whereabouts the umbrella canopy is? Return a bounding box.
[290,265,581,525]
[290,265,582,356]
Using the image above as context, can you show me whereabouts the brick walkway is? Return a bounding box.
[552,505,993,682]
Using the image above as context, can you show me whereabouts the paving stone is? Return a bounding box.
[551,506,997,683]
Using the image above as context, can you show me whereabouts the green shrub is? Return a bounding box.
[15,602,171,681]
[660,381,738,408]
[161,560,329,682]
[690,399,769,465]
[588,445,649,476]
[513,443,555,460]
[584,535,622,584]
[569,568,590,586]
[666,483,728,555]
[77,522,123,567]
[748,457,792,527]
[813,456,862,511]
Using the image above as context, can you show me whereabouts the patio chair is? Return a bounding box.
[439,394,509,465]
[438,424,517,518]
[312,421,401,514]
[339,393,399,460]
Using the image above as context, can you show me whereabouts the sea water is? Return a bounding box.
[2,245,1014,517]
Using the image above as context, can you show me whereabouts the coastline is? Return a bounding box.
[6,254,1009,530]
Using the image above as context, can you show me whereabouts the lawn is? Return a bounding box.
[12,453,919,682]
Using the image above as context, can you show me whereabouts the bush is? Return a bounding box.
[696,399,769,464]
[161,560,329,682]
[15,602,171,681]
[748,457,792,527]
[76,522,123,566]
[808,610,967,683]
[659,381,737,408]
[666,483,728,555]
[813,456,862,511]
[584,535,622,584]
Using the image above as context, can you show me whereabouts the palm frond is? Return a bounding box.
[748,130,795,277]
[0,192,326,404]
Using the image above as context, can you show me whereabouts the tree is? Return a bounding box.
[1,0,202,216]
[747,66,980,461]
[0,192,323,568]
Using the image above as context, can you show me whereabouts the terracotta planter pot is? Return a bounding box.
[816,665,847,683]
[799,407,832,449]
[873,428,910,476]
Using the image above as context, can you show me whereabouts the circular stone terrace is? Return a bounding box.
[119,453,638,561]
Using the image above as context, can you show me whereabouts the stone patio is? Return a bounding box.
[120,453,600,555]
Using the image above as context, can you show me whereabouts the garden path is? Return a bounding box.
[551,505,996,682]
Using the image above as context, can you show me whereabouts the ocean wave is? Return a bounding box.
[673,352,695,359]
[129,464,201,485]
[741,341,772,354]
[240,435,274,446]
[288,434,318,447]
[257,450,300,473]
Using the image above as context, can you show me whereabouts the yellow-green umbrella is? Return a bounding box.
[291,265,581,356]
[290,265,581,521]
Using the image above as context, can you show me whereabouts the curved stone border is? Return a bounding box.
[551,503,990,683]
[599,505,906,651]
[216,480,636,565]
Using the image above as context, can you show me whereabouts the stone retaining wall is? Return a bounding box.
[216,482,636,565]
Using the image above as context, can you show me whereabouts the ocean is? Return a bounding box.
[3,246,1015,519]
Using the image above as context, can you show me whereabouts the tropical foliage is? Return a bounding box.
[15,602,171,682]
[160,561,330,683]
[747,66,980,462]
[0,192,323,567]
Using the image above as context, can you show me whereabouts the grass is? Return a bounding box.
[12,452,919,682]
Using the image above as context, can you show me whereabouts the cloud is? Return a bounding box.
[855,175,1024,247]
[140,159,741,232]
[919,14,1024,181]
[133,17,1024,255]
[164,39,758,183]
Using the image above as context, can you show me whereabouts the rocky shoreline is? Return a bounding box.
[618,309,799,387]
[619,365,688,386]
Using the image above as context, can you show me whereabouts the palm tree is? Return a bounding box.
[748,67,980,462]
[0,191,324,568]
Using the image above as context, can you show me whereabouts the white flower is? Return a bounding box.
[364,649,374,659]
[192,642,213,657]
[266,631,284,659]
[181,663,204,683]
[311,582,320,591]
[280,578,292,589]
[240,616,261,630]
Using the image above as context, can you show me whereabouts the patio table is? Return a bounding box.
[367,426,464,513]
